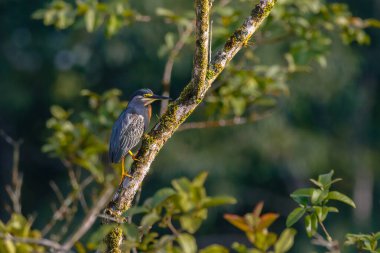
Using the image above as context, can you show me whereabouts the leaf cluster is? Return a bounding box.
[0,214,45,253]
[42,89,126,182]
[345,233,380,252]
[223,202,296,253]
[88,172,236,252]
[32,0,146,36]
[286,170,355,239]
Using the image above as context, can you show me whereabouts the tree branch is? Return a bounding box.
[103,0,276,251]
[160,22,194,115]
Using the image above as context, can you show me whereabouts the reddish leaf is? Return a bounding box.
[257,213,279,230]
[224,214,251,232]
[253,201,264,217]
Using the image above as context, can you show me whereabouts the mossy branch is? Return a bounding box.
[103,0,276,251]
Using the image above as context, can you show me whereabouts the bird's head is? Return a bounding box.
[130,88,171,106]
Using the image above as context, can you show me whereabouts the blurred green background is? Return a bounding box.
[0,0,379,252]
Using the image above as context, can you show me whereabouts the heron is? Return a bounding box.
[109,88,171,180]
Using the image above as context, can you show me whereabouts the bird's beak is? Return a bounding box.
[143,94,172,105]
[150,94,172,100]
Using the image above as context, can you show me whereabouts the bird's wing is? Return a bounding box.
[109,112,145,163]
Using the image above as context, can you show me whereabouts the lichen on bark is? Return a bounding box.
[103,0,276,251]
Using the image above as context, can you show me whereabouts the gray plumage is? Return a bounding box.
[108,88,170,164]
[109,111,145,163]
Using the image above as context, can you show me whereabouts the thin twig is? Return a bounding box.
[63,159,89,212]
[319,219,333,242]
[98,214,127,224]
[178,112,272,131]
[160,22,194,115]
[0,129,23,214]
[0,233,69,252]
[41,176,93,236]
[312,233,340,253]
[61,184,114,251]
[50,181,65,203]
[167,217,179,236]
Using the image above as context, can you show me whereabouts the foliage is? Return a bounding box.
[88,172,237,252]
[0,214,45,253]
[345,232,380,252]
[224,202,296,253]
[32,0,148,36]
[42,89,126,182]
[204,0,380,119]
[32,0,380,123]
[286,170,355,239]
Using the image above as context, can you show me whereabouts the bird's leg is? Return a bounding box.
[121,157,132,181]
[128,150,140,161]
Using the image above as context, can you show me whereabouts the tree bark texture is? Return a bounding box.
[103,0,276,251]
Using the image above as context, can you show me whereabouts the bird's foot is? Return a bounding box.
[122,173,133,179]
[128,150,140,161]
[119,173,133,185]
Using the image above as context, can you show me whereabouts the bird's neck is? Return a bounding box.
[147,104,152,121]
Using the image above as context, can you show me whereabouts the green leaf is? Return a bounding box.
[177,233,197,253]
[318,170,334,189]
[311,189,328,204]
[192,171,208,187]
[51,105,68,119]
[290,188,313,205]
[141,212,160,228]
[172,177,192,192]
[179,214,204,233]
[327,191,356,208]
[290,188,314,198]
[286,207,305,227]
[85,9,96,32]
[327,206,339,213]
[314,206,329,222]
[121,223,139,242]
[231,242,249,253]
[274,228,297,253]
[199,245,229,253]
[202,196,236,208]
[149,188,176,208]
[305,214,318,237]
[309,179,323,189]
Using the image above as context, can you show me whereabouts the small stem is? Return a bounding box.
[319,220,332,242]
[167,217,179,236]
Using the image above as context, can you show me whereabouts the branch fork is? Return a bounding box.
[104,0,276,251]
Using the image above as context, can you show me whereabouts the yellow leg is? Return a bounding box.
[121,157,132,181]
[128,150,140,161]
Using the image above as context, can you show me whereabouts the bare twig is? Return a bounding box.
[98,214,127,224]
[61,184,114,251]
[63,159,89,212]
[0,233,70,252]
[0,129,23,214]
[178,112,272,131]
[311,233,340,253]
[50,181,65,203]
[41,176,93,236]
[160,22,194,115]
